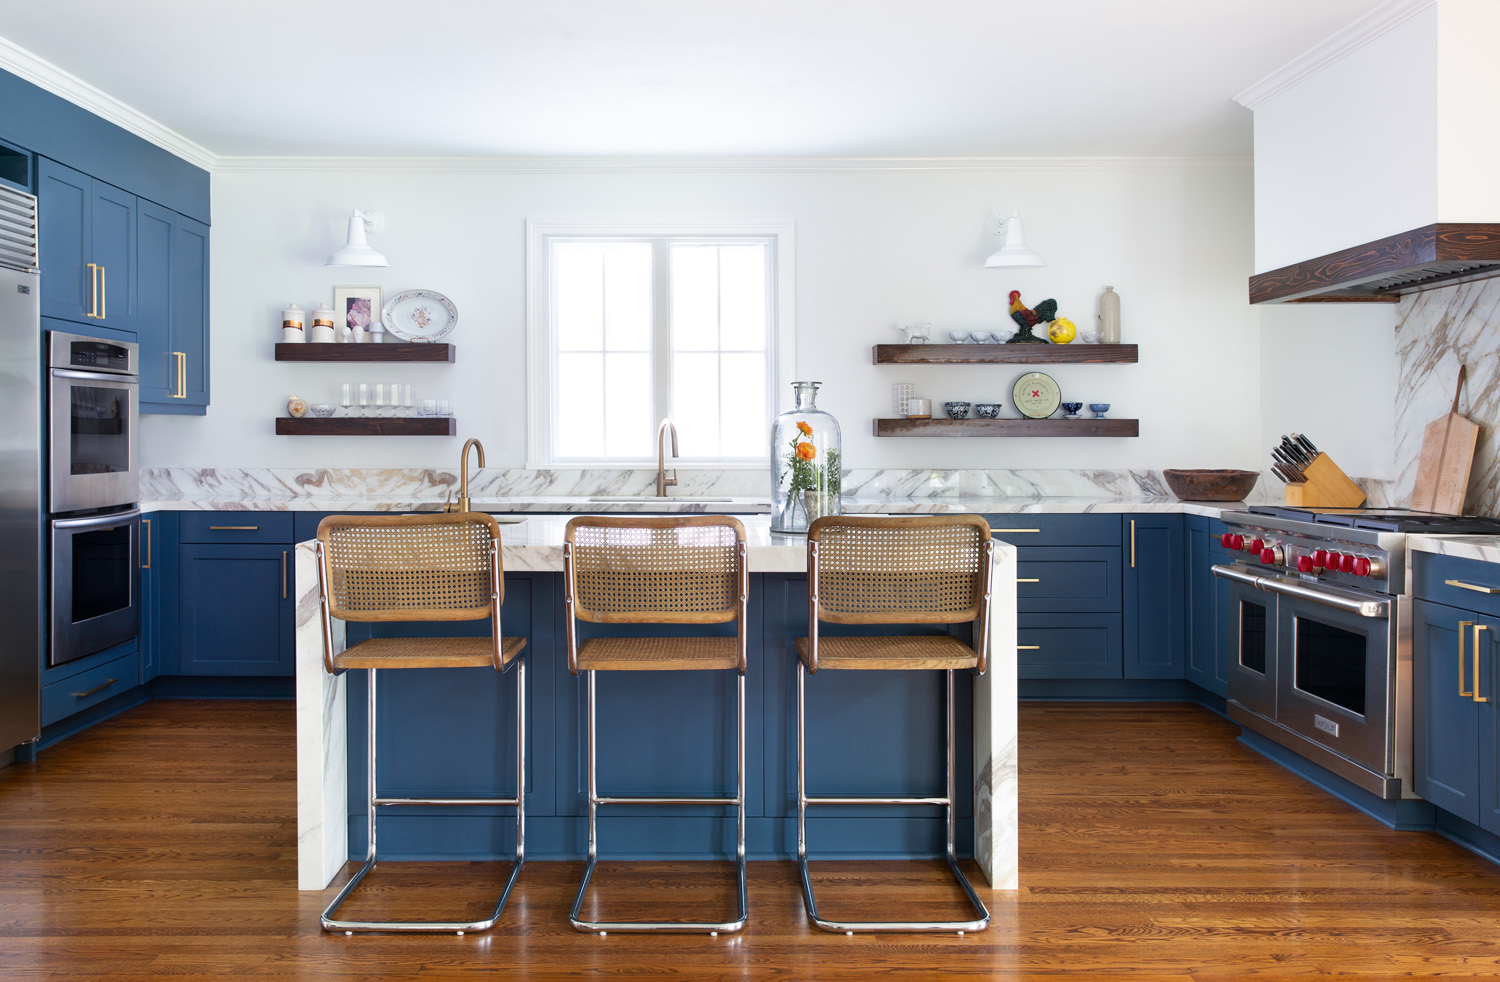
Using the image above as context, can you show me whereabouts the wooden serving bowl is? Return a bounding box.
[1162,469,1260,502]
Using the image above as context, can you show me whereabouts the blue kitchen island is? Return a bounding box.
[293,515,1019,893]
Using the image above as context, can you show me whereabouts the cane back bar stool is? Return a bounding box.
[562,515,750,934]
[796,514,993,934]
[315,512,527,934]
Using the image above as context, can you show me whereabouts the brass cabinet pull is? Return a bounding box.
[72,678,118,699]
[85,262,99,317]
[172,351,186,398]
[1017,578,1041,583]
[1475,624,1490,704]
[1460,622,1473,697]
[993,528,1041,533]
[1446,579,1500,595]
[99,264,106,319]
[1130,519,1137,569]
[208,525,259,530]
[1017,645,1041,650]
[141,518,151,569]
[282,550,288,600]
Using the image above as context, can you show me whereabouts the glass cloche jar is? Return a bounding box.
[770,381,842,534]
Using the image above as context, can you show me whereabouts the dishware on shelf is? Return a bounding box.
[1011,372,1061,419]
[356,383,371,417]
[946,330,969,344]
[904,397,932,418]
[1079,329,1100,344]
[1099,286,1121,343]
[1061,402,1083,419]
[439,399,451,416]
[339,383,355,417]
[280,303,305,343]
[310,403,335,418]
[382,289,458,342]
[287,395,307,418]
[944,401,971,419]
[974,402,1002,418]
[397,383,415,416]
[1089,403,1110,419]
[420,398,439,416]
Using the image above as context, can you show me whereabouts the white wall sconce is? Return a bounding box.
[983,211,1046,269]
[326,209,389,267]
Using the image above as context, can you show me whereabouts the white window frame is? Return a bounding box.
[525,220,795,469]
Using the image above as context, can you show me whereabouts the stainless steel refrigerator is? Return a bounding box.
[0,185,42,753]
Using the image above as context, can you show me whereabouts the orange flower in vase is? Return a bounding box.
[796,441,817,461]
[796,421,813,437]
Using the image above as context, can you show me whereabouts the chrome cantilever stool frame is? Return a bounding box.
[562,515,749,934]
[314,512,527,934]
[797,515,993,934]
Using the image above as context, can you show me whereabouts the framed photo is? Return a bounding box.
[333,286,382,334]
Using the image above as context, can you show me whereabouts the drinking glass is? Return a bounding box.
[355,383,370,417]
[374,383,388,417]
[398,384,415,416]
[339,383,354,417]
[389,382,403,418]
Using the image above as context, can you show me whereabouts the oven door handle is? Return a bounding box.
[52,508,142,530]
[1211,564,1389,619]
[51,368,140,384]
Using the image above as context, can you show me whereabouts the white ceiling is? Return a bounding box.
[2,0,1385,159]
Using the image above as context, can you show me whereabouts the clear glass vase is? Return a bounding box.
[770,381,842,534]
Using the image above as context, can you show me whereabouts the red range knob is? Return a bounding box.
[1353,557,1371,577]
[1297,555,1315,573]
[1326,551,1342,570]
[1249,539,1264,554]
[1220,533,1235,549]
[1340,554,1356,573]
[1312,549,1328,567]
[1260,547,1280,565]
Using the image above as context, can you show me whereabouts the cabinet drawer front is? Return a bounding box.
[982,514,1120,548]
[179,512,293,544]
[1413,552,1500,617]
[1016,613,1122,679]
[42,650,139,725]
[1017,547,1123,613]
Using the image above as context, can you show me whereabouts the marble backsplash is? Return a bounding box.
[1394,279,1500,516]
[142,466,1276,503]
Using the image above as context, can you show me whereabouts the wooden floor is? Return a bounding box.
[4,702,1500,980]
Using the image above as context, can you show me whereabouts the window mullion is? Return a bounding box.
[652,238,672,428]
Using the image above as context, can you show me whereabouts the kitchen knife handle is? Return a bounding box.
[1475,624,1489,704]
[1460,621,1474,697]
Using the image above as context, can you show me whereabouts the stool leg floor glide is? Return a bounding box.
[796,664,989,934]
[321,662,527,934]
[568,669,749,934]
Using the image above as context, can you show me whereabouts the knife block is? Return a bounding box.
[1284,453,1366,508]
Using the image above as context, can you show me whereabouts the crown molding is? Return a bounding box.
[213,154,1251,175]
[1234,0,1434,110]
[0,35,218,171]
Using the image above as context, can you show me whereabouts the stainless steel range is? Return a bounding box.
[1213,506,1500,800]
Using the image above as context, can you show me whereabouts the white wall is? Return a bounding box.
[1437,1,1500,220]
[1250,4,1438,273]
[141,159,1263,474]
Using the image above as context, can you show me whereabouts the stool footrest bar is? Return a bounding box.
[593,795,740,806]
[374,796,521,807]
[804,795,950,806]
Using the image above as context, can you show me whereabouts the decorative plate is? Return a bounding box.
[381,289,457,342]
[1011,371,1061,419]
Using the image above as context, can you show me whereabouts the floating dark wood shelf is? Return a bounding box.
[274,342,456,362]
[275,417,456,436]
[873,343,1138,364]
[874,417,1138,438]
[1248,223,1500,304]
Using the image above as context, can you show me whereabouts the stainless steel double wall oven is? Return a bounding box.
[48,330,141,667]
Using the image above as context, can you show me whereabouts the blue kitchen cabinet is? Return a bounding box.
[136,201,209,412]
[177,542,294,676]
[138,512,164,683]
[1124,515,1185,679]
[37,157,136,332]
[1185,516,1230,696]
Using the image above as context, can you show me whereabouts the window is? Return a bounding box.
[527,222,793,467]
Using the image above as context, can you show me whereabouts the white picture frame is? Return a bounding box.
[333,286,382,335]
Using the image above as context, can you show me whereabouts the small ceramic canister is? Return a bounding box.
[287,395,308,418]
[281,303,305,343]
[309,303,337,343]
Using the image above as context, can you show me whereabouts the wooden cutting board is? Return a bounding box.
[1411,365,1480,515]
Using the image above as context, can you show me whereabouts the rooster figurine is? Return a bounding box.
[1006,290,1057,345]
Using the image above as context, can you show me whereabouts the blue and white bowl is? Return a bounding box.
[1089,403,1110,419]
[974,402,1002,419]
[944,401,971,419]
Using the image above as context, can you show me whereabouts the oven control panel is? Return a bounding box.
[1219,527,1392,592]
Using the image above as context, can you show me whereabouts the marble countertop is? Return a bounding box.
[141,494,1248,519]
[1408,534,1500,564]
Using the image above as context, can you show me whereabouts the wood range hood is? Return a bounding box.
[1249,223,1500,304]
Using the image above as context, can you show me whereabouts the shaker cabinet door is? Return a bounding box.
[178,544,293,676]
[1412,599,1481,824]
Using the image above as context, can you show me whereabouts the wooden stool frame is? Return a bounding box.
[797,515,993,934]
[562,515,750,934]
[314,513,526,935]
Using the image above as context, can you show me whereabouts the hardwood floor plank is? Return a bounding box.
[5,699,1500,977]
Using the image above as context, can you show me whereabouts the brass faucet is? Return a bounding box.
[453,437,485,512]
[656,418,678,497]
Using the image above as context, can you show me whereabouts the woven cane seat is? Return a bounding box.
[793,634,978,672]
[576,636,739,672]
[333,635,526,671]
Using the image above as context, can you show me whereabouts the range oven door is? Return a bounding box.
[50,509,140,667]
[1216,566,1278,721]
[1275,586,1394,776]
[49,368,139,515]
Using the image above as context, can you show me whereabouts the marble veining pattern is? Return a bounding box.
[1394,279,1500,516]
[294,543,348,891]
[1408,533,1500,566]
